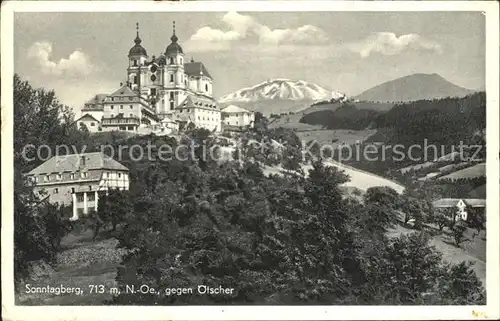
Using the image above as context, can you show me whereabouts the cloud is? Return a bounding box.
[187,12,329,51]
[347,32,443,58]
[27,42,97,76]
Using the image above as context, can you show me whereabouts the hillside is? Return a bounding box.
[299,103,380,130]
[438,163,486,181]
[355,73,475,102]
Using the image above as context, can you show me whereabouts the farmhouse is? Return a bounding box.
[26,152,130,221]
[432,198,486,221]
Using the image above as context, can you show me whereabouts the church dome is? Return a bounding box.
[129,23,148,57]
[165,22,183,56]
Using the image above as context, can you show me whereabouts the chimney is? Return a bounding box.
[80,155,86,167]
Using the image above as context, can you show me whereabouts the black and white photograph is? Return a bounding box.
[1,1,499,320]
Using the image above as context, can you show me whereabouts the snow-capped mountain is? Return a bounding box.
[219,79,346,103]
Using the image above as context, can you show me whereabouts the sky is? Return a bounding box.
[14,11,485,113]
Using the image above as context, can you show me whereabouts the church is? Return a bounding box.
[77,22,221,133]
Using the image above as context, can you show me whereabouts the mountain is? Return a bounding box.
[218,79,346,115]
[355,73,475,102]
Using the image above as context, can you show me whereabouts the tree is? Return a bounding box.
[437,261,485,304]
[382,232,443,303]
[364,186,400,210]
[452,220,469,247]
[431,210,450,232]
[13,75,80,286]
[466,206,485,238]
[98,189,133,232]
[400,196,420,225]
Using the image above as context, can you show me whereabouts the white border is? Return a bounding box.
[1,1,499,320]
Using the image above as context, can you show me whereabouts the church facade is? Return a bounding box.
[78,23,221,133]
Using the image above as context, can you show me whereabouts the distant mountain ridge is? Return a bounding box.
[355,73,475,102]
[218,79,348,115]
[219,79,346,103]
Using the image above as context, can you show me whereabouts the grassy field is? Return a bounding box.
[16,229,126,305]
[439,163,486,180]
[387,213,486,286]
[296,129,377,149]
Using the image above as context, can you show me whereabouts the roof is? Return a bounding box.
[109,84,137,97]
[75,114,99,122]
[221,105,252,114]
[27,152,128,175]
[129,44,147,57]
[433,198,486,208]
[166,42,183,56]
[165,32,183,56]
[178,94,218,110]
[129,33,148,57]
[184,61,212,79]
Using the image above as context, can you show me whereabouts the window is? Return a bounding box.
[170,74,174,82]
[54,188,59,194]
[90,122,95,126]
[151,88,157,96]
[71,187,75,193]
[198,116,200,120]
[169,57,174,64]
[128,126,134,130]
[88,193,95,201]
[130,105,133,109]
[170,92,174,100]
[118,173,122,178]
[77,194,84,202]
[89,185,92,191]
[120,126,126,130]
[110,105,114,109]
[110,114,114,118]
[56,174,62,180]
[180,58,183,64]
[34,176,39,183]
[128,97,133,101]
[133,76,138,84]
[44,175,50,182]
[170,102,174,110]
[133,59,137,66]
[130,113,133,117]
[205,84,208,92]
[70,173,75,180]
[80,172,87,179]
[111,97,114,101]
[120,105,123,109]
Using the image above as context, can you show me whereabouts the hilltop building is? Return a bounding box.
[221,105,255,128]
[26,152,130,221]
[77,22,221,133]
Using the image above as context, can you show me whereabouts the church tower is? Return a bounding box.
[163,21,187,113]
[127,23,148,92]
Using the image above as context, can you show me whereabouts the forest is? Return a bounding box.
[13,75,485,305]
